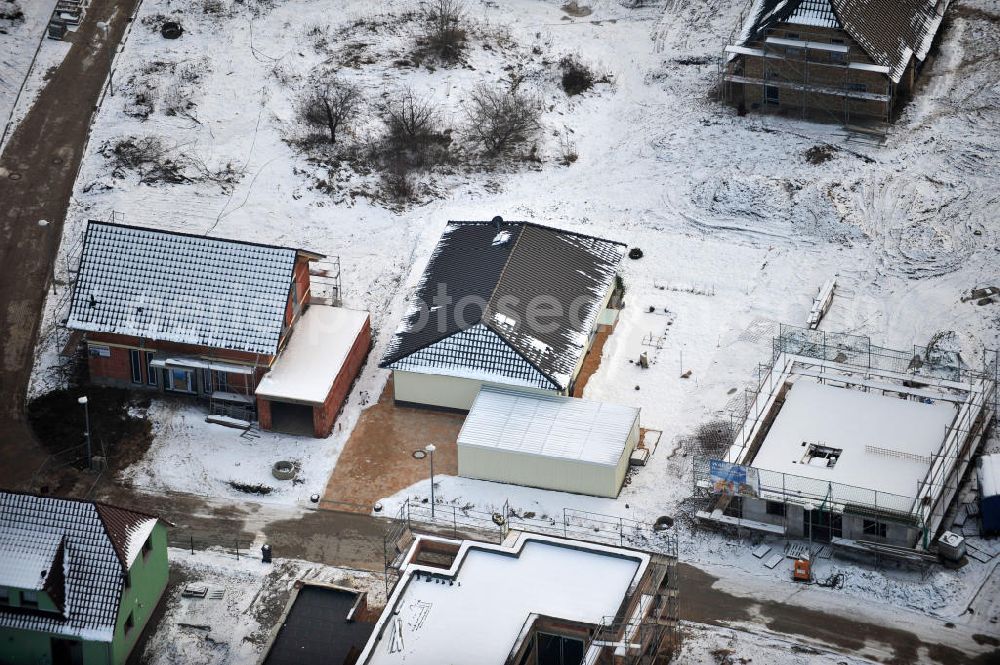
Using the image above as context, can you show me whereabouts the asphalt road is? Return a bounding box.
[0,5,996,664]
[0,0,145,488]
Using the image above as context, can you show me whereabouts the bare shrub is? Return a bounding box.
[559,55,594,95]
[297,75,363,144]
[465,82,541,154]
[102,136,191,185]
[381,88,440,152]
[423,0,467,61]
[101,136,242,192]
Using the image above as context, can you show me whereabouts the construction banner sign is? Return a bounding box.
[709,460,760,497]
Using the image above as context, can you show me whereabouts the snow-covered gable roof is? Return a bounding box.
[381,221,625,390]
[734,0,950,83]
[67,221,309,356]
[0,492,160,642]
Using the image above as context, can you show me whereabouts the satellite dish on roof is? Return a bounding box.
[492,215,503,230]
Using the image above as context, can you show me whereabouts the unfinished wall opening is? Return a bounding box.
[268,402,314,437]
[800,442,842,468]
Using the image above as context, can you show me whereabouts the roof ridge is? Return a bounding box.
[87,219,323,258]
[447,220,627,247]
[482,223,527,326]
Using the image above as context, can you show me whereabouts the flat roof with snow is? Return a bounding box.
[360,535,646,665]
[750,379,957,500]
[255,306,368,406]
[459,386,640,466]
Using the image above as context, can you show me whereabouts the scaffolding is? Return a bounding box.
[703,324,998,550]
[719,0,894,130]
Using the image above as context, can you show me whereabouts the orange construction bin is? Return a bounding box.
[793,558,811,582]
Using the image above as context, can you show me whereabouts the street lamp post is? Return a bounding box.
[78,396,91,469]
[425,444,436,518]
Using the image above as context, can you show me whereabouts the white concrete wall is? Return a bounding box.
[392,370,559,412]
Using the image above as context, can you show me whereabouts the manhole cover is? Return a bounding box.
[161,21,183,39]
[412,449,427,460]
[52,157,63,165]
[8,172,21,180]
[653,515,674,531]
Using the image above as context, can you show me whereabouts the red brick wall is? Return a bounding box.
[87,344,136,386]
[257,397,273,430]
[312,316,372,438]
[85,333,272,391]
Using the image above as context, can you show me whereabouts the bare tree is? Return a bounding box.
[298,76,362,144]
[380,88,440,151]
[425,0,466,60]
[465,82,541,154]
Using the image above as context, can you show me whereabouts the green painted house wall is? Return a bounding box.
[0,523,168,665]
[111,522,169,665]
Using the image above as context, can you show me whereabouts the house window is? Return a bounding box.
[142,536,153,560]
[766,501,786,517]
[88,344,111,358]
[129,350,142,384]
[765,85,780,105]
[145,353,158,386]
[124,611,135,635]
[830,51,846,64]
[21,590,39,608]
[847,82,867,93]
[124,571,131,590]
[863,519,887,538]
[784,46,803,58]
[0,588,9,605]
[785,32,800,39]
[166,368,194,393]
[536,633,585,665]
[204,370,228,394]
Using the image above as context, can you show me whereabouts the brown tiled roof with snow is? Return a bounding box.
[736,0,950,82]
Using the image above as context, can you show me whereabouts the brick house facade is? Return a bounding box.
[68,221,369,437]
[723,0,950,123]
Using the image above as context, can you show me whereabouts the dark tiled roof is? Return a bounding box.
[67,221,303,355]
[381,221,625,390]
[0,492,160,641]
[736,0,949,82]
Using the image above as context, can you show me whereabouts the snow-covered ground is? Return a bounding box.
[0,0,70,148]
[140,547,382,664]
[121,401,341,503]
[26,0,1000,659]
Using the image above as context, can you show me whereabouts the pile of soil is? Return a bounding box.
[27,387,153,473]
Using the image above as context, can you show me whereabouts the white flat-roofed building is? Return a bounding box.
[458,386,641,498]
[750,379,957,503]
[358,532,673,665]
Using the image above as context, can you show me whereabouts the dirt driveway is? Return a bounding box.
[0,0,141,489]
[321,376,464,512]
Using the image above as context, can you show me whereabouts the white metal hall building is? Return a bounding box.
[457,386,641,498]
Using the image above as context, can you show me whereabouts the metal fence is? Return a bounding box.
[692,456,917,522]
[774,324,998,387]
[388,498,678,558]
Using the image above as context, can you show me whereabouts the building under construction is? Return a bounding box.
[696,325,997,559]
[720,0,951,125]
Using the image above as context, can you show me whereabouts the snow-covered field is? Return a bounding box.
[25,0,1000,659]
[140,547,382,664]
